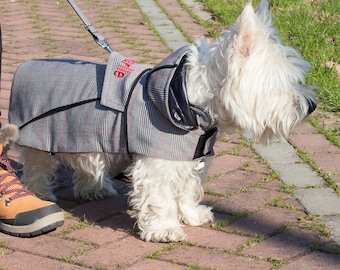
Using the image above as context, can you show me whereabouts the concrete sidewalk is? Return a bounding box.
[1,0,340,269]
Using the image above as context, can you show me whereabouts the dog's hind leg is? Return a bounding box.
[60,153,117,200]
[20,147,59,201]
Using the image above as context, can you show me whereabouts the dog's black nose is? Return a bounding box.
[307,97,317,114]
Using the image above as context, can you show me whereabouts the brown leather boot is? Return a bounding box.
[0,152,64,237]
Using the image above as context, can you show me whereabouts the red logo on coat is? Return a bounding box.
[114,59,137,78]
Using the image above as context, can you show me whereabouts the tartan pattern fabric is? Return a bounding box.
[9,46,217,173]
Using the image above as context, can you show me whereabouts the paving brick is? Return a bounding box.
[244,158,271,174]
[289,133,340,154]
[227,207,304,236]
[294,188,340,216]
[48,213,81,236]
[204,170,266,196]
[0,234,89,259]
[261,178,283,191]
[291,122,319,134]
[213,140,237,154]
[309,152,340,174]
[74,236,165,269]
[243,228,320,260]
[207,154,250,176]
[279,251,340,270]
[69,194,129,222]
[65,212,135,245]
[158,245,273,269]
[0,251,85,270]
[184,226,249,251]
[206,212,234,230]
[211,187,290,215]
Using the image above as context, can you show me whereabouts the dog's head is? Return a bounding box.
[209,0,316,143]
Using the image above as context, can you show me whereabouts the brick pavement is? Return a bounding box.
[1,0,340,269]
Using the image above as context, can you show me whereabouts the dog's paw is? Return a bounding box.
[140,227,187,243]
[181,205,214,226]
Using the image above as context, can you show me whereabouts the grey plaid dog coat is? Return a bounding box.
[9,45,218,173]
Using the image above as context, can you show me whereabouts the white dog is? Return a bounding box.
[8,0,316,242]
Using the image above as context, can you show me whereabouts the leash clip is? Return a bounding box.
[95,38,113,53]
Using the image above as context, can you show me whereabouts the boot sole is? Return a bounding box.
[0,211,64,237]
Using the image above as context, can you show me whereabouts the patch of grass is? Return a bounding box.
[298,214,332,237]
[222,137,252,156]
[240,234,266,249]
[271,0,340,112]
[273,223,294,234]
[267,257,287,268]
[280,183,298,194]
[201,0,259,26]
[205,173,221,182]
[145,243,181,259]
[283,204,298,211]
[59,256,85,267]
[212,220,230,229]
[187,264,204,270]
[266,197,283,207]
[0,242,8,249]
[76,215,93,229]
[205,189,226,197]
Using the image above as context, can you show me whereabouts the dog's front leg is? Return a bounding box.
[127,156,213,242]
[128,156,186,242]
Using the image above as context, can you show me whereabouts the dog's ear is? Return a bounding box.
[234,2,258,58]
[234,0,272,58]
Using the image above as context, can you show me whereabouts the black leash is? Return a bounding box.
[67,0,113,53]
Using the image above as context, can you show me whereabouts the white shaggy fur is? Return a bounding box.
[16,0,316,242]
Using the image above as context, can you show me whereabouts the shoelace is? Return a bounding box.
[0,157,33,205]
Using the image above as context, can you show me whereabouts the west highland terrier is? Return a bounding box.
[8,0,316,242]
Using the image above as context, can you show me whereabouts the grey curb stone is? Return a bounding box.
[135,0,188,50]
[322,216,340,245]
[294,188,340,216]
[255,141,323,187]
[272,163,322,187]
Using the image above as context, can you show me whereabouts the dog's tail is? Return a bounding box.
[0,124,19,154]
